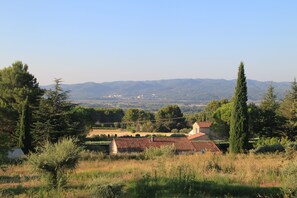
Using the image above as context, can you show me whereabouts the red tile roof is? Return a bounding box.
[191,141,221,153]
[187,133,209,141]
[114,137,196,153]
[197,121,212,128]
[113,137,221,153]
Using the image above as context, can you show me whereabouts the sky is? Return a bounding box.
[1,1,296,85]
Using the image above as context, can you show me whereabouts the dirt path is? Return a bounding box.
[87,129,174,137]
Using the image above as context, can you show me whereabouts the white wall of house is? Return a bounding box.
[109,139,118,155]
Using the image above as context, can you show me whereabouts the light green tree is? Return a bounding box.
[27,138,82,189]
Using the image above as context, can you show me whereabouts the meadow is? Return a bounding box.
[0,151,292,198]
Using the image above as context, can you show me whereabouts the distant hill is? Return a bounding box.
[42,79,291,103]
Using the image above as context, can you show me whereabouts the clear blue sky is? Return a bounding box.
[1,1,296,85]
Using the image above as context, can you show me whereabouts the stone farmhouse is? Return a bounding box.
[109,121,220,155]
[188,121,212,136]
[110,136,220,155]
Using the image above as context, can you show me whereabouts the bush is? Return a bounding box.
[170,133,186,137]
[143,145,175,159]
[286,143,297,159]
[92,184,124,198]
[254,144,285,154]
[80,150,105,161]
[282,157,297,197]
[254,137,291,148]
[171,129,179,133]
[27,138,82,189]
[179,128,191,133]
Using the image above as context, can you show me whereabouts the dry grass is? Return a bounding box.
[0,152,287,197]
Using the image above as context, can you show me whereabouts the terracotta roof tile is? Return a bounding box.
[114,137,196,152]
[187,133,209,140]
[197,122,212,128]
[191,141,221,153]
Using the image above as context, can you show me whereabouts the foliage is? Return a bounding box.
[257,85,283,137]
[33,79,86,144]
[282,157,297,197]
[0,61,43,153]
[155,105,185,132]
[212,102,232,139]
[122,108,154,132]
[254,137,291,148]
[27,138,82,189]
[170,133,186,137]
[0,131,10,166]
[91,184,124,198]
[254,144,285,154]
[94,108,124,127]
[143,145,175,159]
[278,78,297,140]
[179,128,192,133]
[229,62,249,153]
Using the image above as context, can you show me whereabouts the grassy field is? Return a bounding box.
[0,152,290,198]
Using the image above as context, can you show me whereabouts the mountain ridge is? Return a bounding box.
[42,78,291,102]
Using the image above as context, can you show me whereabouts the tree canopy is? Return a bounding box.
[0,61,43,153]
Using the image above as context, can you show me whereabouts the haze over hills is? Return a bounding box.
[43,78,291,103]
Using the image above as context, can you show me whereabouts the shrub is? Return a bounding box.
[179,128,191,133]
[282,157,297,197]
[80,150,105,161]
[254,137,291,148]
[27,138,82,189]
[171,129,179,133]
[286,143,297,159]
[170,133,186,137]
[143,145,175,159]
[92,184,124,198]
[254,144,285,154]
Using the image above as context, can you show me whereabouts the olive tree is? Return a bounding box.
[27,138,82,189]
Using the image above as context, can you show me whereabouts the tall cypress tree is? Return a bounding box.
[229,62,249,153]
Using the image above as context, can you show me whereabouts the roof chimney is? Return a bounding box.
[151,134,155,142]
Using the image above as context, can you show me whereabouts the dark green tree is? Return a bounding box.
[0,61,43,153]
[93,108,124,127]
[155,105,185,132]
[122,108,154,132]
[278,78,297,139]
[258,85,282,137]
[33,79,85,144]
[229,62,249,153]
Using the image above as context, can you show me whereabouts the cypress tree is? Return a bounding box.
[229,62,249,153]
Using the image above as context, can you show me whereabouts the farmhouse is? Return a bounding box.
[110,136,221,154]
[110,137,195,154]
[188,121,212,136]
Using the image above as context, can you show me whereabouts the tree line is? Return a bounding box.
[1,61,296,154]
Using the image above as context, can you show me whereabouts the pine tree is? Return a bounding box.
[0,61,43,153]
[279,78,297,139]
[33,79,85,144]
[229,62,249,153]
